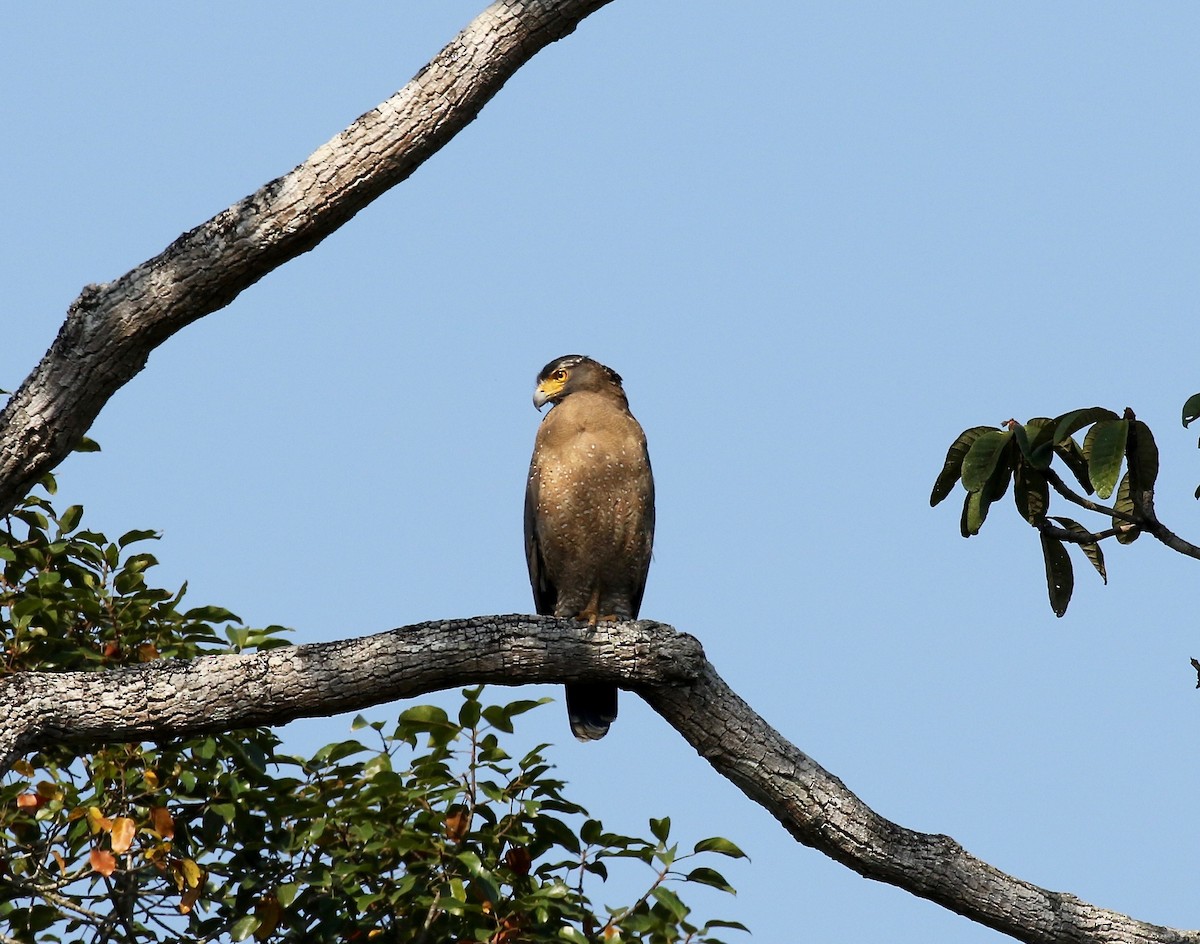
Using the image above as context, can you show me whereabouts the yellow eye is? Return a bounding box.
[552,369,567,381]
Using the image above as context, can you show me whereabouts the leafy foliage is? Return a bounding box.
[1,479,746,943]
[930,406,1165,617]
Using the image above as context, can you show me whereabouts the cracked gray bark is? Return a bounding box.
[0,2,1195,942]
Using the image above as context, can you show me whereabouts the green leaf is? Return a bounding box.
[1127,419,1159,494]
[73,436,102,453]
[652,886,690,921]
[1112,474,1140,544]
[1039,533,1074,617]
[1049,407,1120,448]
[960,448,1012,538]
[930,426,997,506]
[1083,419,1127,499]
[1013,463,1049,524]
[275,883,299,907]
[960,490,981,538]
[1183,393,1200,427]
[1015,418,1053,465]
[960,430,1011,493]
[458,697,482,729]
[649,817,671,842]
[230,915,260,941]
[1053,438,1094,495]
[397,704,451,737]
[117,528,159,548]
[692,837,748,859]
[704,919,751,933]
[1049,517,1106,583]
[57,504,83,533]
[584,859,609,881]
[313,739,366,763]
[580,818,603,845]
[184,604,242,624]
[684,867,735,893]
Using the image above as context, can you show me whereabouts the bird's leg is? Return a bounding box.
[578,588,602,627]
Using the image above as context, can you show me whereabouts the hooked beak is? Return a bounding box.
[532,387,552,411]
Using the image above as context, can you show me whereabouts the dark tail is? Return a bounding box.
[566,683,618,741]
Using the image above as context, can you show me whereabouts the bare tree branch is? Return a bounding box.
[2,616,1194,944]
[0,0,614,517]
[0,616,696,771]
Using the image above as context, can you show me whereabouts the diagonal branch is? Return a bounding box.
[1,615,1196,944]
[0,0,615,517]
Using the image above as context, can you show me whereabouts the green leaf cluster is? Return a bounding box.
[930,408,1161,617]
[1,482,746,943]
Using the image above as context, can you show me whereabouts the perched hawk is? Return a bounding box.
[524,355,655,741]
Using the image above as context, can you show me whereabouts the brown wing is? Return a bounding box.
[628,446,655,618]
[523,460,557,616]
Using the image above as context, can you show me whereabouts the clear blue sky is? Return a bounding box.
[4,4,1200,940]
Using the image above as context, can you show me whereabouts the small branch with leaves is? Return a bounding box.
[931,403,1200,617]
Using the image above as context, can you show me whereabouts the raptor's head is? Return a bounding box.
[532,355,625,411]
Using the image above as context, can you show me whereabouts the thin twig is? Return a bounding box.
[1034,521,1123,545]
[1044,469,1140,524]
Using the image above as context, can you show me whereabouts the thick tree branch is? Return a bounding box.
[1,616,1195,944]
[0,0,614,517]
[0,616,696,771]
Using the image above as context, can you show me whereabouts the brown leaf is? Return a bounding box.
[35,780,61,801]
[254,897,283,941]
[90,848,117,877]
[150,806,175,838]
[177,859,206,913]
[110,817,136,854]
[444,806,470,842]
[504,845,531,876]
[16,793,40,810]
[145,842,171,873]
[179,881,203,914]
